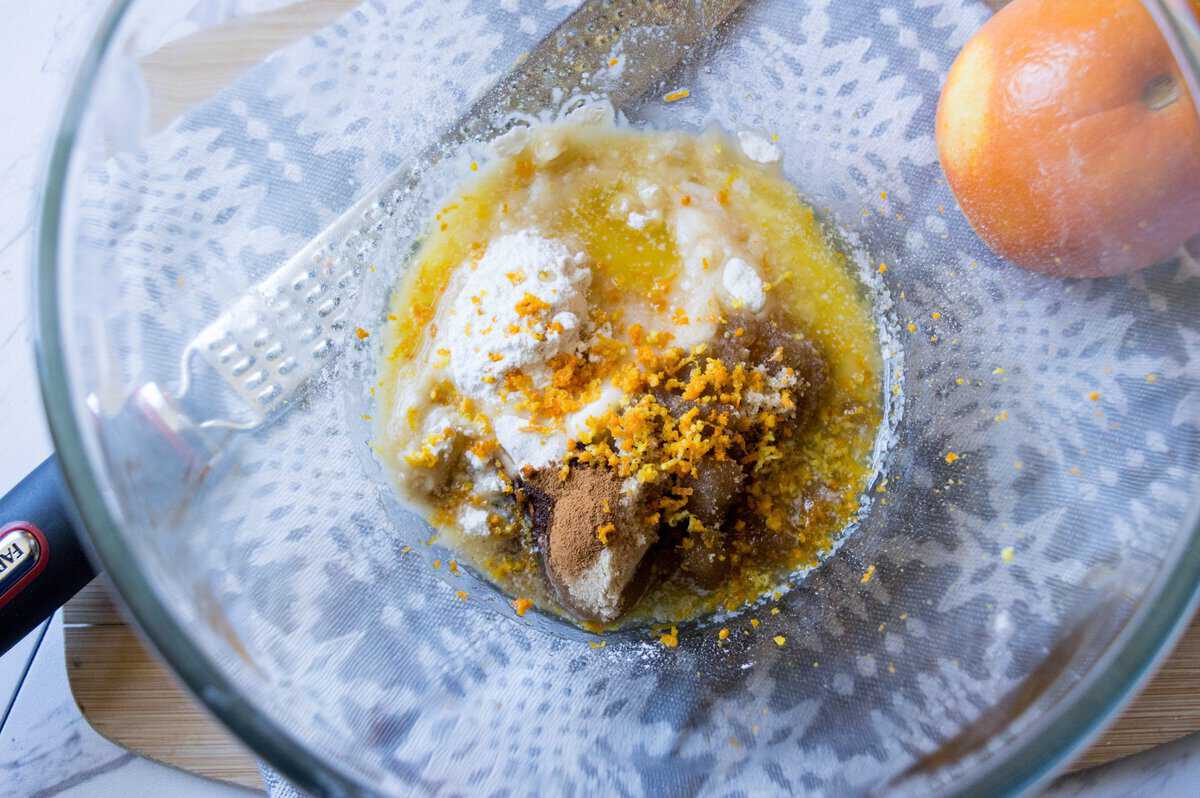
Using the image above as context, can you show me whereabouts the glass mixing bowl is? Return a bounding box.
[35,0,1200,795]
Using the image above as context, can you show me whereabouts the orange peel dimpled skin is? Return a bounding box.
[937,0,1200,277]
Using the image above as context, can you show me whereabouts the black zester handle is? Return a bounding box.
[0,457,95,655]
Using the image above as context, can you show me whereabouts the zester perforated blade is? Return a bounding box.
[186,0,743,430]
[187,250,360,423]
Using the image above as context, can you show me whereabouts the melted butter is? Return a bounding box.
[555,185,680,298]
[378,124,883,628]
[737,170,879,399]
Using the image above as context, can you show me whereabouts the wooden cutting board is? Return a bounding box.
[63,577,1200,788]
[64,580,263,790]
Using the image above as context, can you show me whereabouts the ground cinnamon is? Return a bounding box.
[530,466,621,579]
[522,465,658,622]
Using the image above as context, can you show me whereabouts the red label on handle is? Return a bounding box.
[0,522,48,610]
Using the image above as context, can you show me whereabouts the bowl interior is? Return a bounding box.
[42,0,1200,795]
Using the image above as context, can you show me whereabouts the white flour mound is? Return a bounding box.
[439,230,592,402]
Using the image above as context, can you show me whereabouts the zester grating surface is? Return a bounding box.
[190,251,360,420]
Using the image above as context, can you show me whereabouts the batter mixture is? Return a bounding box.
[375,111,882,629]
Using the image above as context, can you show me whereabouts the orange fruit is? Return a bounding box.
[937,0,1200,276]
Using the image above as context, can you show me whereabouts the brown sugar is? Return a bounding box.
[676,457,745,589]
[712,314,829,427]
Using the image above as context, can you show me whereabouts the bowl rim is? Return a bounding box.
[32,1,1200,796]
